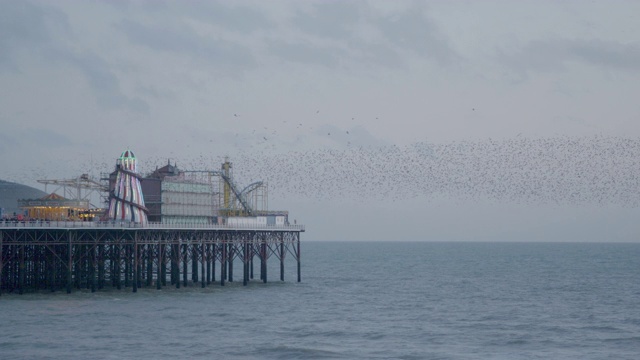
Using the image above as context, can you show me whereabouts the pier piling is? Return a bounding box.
[297,234,301,283]
[250,247,254,280]
[206,244,211,285]
[133,243,138,293]
[261,242,267,284]
[228,243,233,283]
[280,236,285,282]
[221,242,226,286]
[0,231,3,296]
[201,243,205,289]
[0,223,303,294]
[182,244,187,287]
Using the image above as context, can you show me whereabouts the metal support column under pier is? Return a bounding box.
[280,234,285,282]
[0,231,3,296]
[201,242,205,288]
[297,233,301,283]
[66,231,72,294]
[243,243,248,286]
[261,241,267,283]
[133,236,138,293]
[156,243,162,290]
[182,244,188,287]
[220,242,226,286]
[228,243,233,282]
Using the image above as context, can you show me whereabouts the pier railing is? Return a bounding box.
[0,220,305,231]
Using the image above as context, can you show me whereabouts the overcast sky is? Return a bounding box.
[1,0,639,241]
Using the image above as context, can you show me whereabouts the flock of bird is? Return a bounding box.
[228,135,640,207]
[5,134,640,208]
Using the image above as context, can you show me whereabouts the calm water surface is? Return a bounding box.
[1,242,639,359]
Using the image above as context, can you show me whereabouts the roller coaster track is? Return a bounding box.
[183,171,257,216]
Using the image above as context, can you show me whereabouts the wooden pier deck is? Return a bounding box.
[0,221,303,295]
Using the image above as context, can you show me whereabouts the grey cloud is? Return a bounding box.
[3,128,74,149]
[286,2,402,69]
[108,1,272,35]
[505,39,640,75]
[181,1,273,35]
[0,132,18,153]
[266,40,343,68]
[27,128,73,147]
[119,20,255,69]
[349,41,403,69]
[0,1,146,113]
[79,61,149,113]
[571,40,640,70]
[373,5,458,66]
[0,0,70,70]
[45,47,149,113]
[0,1,49,45]
[292,1,361,40]
[284,1,458,68]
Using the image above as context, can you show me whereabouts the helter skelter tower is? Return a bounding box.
[108,149,148,225]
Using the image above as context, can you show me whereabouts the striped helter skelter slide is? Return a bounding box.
[108,149,148,224]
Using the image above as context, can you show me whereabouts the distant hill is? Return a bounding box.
[0,180,47,217]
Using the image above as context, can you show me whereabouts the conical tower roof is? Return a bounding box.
[40,193,66,201]
[119,149,136,160]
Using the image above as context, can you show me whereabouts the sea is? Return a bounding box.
[1,241,639,359]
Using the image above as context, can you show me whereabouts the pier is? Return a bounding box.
[0,221,303,295]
